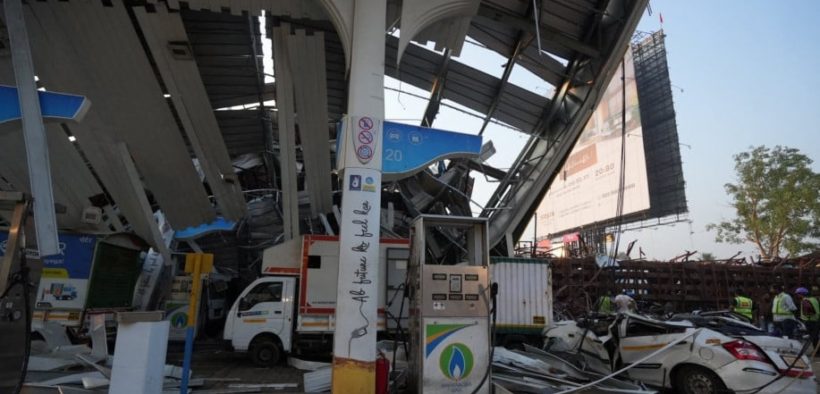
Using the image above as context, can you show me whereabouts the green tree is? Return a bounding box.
[700,252,715,261]
[707,146,820,260]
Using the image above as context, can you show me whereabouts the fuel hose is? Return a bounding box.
[470,282,498,394]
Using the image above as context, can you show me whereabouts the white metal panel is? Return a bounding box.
[396,0,480,64]
[287,29,333,216]
[490,259,552,329]
[261,237,303,273]
[272,24,300,241]
[23,0,215,230]
[306,254,340,310]
[133,5,247,221]
[0,124,105,231]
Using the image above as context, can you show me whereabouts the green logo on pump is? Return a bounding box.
[439,343,474,381]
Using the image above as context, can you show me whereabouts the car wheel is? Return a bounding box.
[675,365,727,394]
[250,338,281,367]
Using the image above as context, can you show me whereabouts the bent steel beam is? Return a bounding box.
[482,0,648,254]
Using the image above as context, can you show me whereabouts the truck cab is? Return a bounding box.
[224,276,296,365]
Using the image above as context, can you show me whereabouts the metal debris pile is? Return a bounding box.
[24,320,298,393]
[492,345,655,394]
[24,322,192,393]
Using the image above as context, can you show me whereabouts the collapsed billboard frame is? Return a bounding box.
[534,30,688,247]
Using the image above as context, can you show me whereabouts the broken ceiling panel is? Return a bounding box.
[397,0,481,64]
[133,5,247,221]
[0,124,105,231]
[23,0,215,230]
[286,29,333,216]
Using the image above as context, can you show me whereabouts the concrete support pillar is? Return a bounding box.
[331,0,386,392]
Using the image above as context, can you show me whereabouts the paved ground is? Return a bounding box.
[166,342,307,392]
[18,341,308,393]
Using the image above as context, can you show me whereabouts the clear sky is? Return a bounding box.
[384,1,820,260]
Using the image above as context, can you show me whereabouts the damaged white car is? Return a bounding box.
[544,312,816,393]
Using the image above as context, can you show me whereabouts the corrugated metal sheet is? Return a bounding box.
[385,35,550,133]
[490,257,552,331]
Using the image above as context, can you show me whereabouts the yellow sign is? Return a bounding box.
[184,253,214,274]
[41,268,70,278]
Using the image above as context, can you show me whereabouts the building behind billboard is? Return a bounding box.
[532,30,687,255]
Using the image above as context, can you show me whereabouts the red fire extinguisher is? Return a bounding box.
[376,351,390,394]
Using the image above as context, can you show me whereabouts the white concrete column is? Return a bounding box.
[331,0,386,392]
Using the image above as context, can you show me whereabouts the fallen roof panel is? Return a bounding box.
[24,0,215,230]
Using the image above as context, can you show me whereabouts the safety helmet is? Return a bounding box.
[795,287,809,295]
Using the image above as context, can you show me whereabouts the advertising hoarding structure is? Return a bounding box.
[532,31,687,254]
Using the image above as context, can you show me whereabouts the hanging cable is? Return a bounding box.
[583,58,629,298]
[608,57,629,265]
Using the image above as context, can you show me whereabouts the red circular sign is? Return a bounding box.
[357,145,373,160]
[358,130,373,144]
[358,117,374,130]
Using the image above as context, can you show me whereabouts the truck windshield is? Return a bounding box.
[243,282,283,310]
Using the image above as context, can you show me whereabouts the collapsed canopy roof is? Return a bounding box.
[0,0,646,251]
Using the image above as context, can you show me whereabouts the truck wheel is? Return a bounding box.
[675,365,726,394]
[250,338,282,367]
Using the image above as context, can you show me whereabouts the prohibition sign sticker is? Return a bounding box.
[358,130,374,144]
[357,145,373,160]
[359,117,374,130]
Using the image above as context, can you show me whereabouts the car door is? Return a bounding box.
[617,316,691,386]
[233,280,287,349]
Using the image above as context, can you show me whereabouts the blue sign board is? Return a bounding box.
[175,217,236,240]
[0,85,90,127]
[0,232,97,278]
[381,121,482,177]
[0,232,97,310]
[337,119,482,179]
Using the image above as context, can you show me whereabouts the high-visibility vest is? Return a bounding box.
[733,296,753,320]
[598,296,613,314]
[801,297,820,322]
[773,293,794,317]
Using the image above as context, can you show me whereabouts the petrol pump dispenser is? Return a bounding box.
[407,215,491,394]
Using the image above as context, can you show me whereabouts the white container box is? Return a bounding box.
[489,257,552,336]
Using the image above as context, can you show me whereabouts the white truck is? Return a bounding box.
[223,235,410,365]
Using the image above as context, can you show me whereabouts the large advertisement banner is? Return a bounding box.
[536,48,650,236]
[0,232,97,310]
